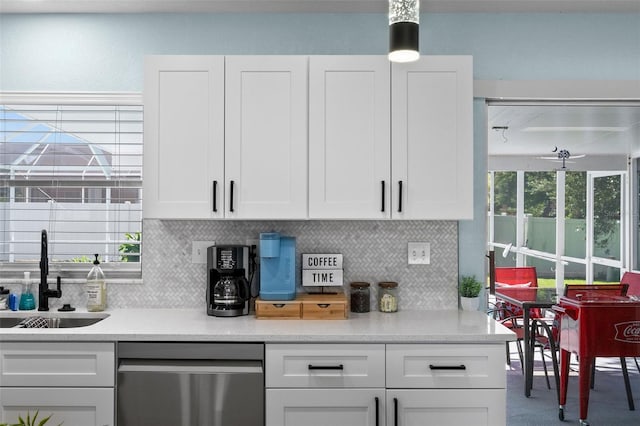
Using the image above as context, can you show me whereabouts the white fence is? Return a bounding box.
[0,201,141,263]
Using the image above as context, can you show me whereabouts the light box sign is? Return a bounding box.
[302,254,343,287]
[302,269,344,286]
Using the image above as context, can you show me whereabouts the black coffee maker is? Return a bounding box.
[207,245,252,317]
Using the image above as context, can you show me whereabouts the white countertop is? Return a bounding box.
[0,309,515,343]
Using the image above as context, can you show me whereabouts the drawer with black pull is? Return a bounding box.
[386,344,505,389]
[255,299,302,319]
[265,343,385,388]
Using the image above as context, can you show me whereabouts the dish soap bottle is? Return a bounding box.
[19,271,36,310]
[86,254,106,312]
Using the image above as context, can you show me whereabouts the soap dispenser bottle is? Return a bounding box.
[19,271,36,310]
[86,254,106,312]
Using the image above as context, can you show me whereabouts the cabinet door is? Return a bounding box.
[0,388,114,426]
[387,389,506,426]
[0,342,114,387]
[144,55,225,219]
[266,389,385,426]
[391,56,473,219]
[225,56,308,219]
[309,56,391,219]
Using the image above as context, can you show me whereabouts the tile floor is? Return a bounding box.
[506,347,640,425]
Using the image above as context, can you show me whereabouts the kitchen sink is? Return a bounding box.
[0,313,109,328]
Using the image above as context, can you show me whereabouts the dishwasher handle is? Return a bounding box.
[118,359,263,374]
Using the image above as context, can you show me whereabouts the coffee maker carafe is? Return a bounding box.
[207,245,252,317]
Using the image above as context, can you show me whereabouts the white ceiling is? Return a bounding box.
[1,0,639,13]
[488,103,640,156]
[488,103,640,171]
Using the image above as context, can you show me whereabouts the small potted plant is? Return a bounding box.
[459,275,483,311]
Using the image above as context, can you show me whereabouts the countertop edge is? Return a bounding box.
[0,308,517,344]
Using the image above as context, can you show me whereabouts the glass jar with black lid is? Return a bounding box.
[350,282,371,313]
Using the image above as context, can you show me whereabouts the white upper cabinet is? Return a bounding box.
[143,55,473,220]
[392,56,473,219]
[144,55,307,219]
[309,56,391,219]
[225,56,308,219]
[144,55,225,219]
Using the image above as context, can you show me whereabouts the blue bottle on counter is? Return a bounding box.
[19,271,36,310]
[8,293,19,311]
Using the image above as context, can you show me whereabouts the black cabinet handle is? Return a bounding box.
[398,181,403,213]
[429,364,467,370]
[212,180,218,212]
[394,397,398,426]
[375,396,379,426]
[308,364,344,370]
[381,181,386,212]
[229,180,235,213]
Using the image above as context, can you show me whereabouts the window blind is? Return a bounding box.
[0,99,143,278]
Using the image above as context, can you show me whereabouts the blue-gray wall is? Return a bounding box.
[2,12,639,285]
[2,13,639,91]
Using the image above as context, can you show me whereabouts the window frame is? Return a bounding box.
[488,168,629,288]
[0,91,143,280]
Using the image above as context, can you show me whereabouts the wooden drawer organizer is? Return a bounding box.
[255,299,302,319]
[256,293,348,320]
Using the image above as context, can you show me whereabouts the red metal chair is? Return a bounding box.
[495,266,538,287]
[492,267,538,371]
[621,271,640,296]
[488,302,526,372]
[530,317,560,395]
[621,271,640,374]
[495,266,543,319]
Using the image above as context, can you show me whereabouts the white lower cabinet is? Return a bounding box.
[0,388,114,426]
[0,342,115,426]
[266,388,385,426]
[387,389,505,425]
[266,343,507,426]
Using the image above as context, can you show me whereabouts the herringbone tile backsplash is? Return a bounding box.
[109,219,458,310]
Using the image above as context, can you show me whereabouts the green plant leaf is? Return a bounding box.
[119,231,141,262]
[37,413,52,426]
[459,275,483,297]
[4,410,58,426]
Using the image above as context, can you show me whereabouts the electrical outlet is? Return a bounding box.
[191,241,216,264]
[408,242,430,265]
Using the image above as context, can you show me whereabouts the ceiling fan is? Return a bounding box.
[538,147,586,170]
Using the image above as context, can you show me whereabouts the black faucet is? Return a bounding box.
[38,229,61,311]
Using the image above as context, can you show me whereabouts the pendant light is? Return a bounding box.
[388,0,420,63]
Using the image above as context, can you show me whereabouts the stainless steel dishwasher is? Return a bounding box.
[117,342,264,426]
